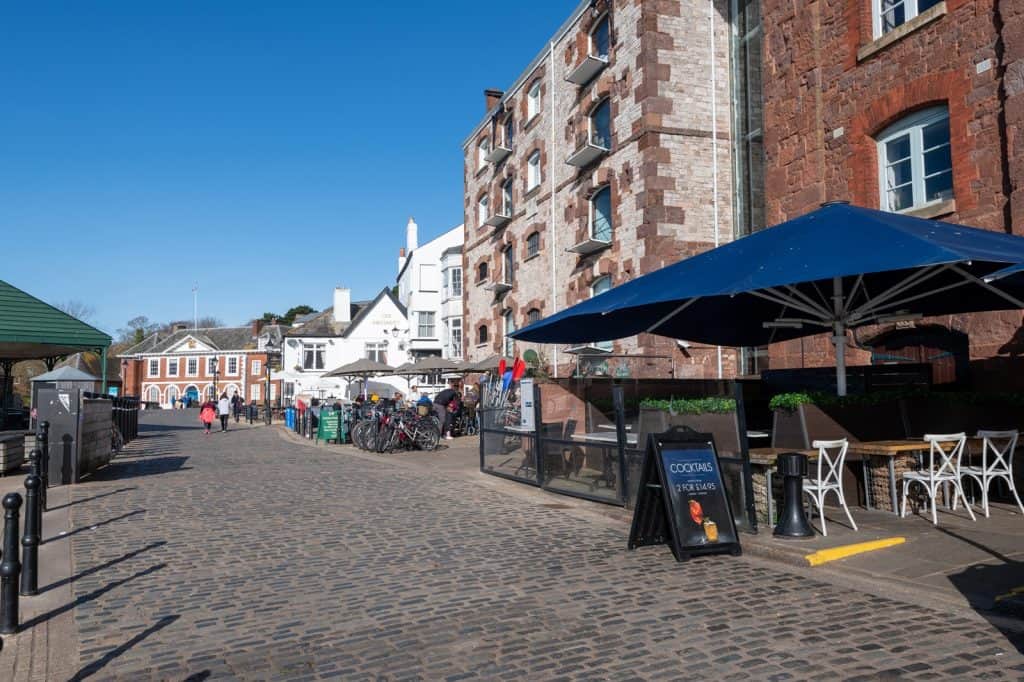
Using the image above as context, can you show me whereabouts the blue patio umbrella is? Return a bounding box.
[512,202,1024,395]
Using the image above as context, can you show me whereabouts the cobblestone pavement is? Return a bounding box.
[57,412,1024,680]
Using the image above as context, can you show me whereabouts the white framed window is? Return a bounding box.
[527,80,541,120]
[450,318,463,359]
[420,263,438,292]
[501,177,514,216]
[877,106,952,213]
[270,383,277,400]
[418,311,436,338]
[527,151,541,190]
[147,359,159,377]
[186,357,198,376]
[252,359,262,376]
[590,98,611,149]
[477,137,489,168]
[147,386,160,403]
[503,311,515,357]
[166,386,178,403]
[590,186,613,241]
[227,356,239,375]
[592,276,613,352]
[365,342,387,364]
[478,194,489,226]
[302,343,325,370]
[207,357,217,375]
[251,384,261,401]
[873,0,942,38]
[527,232,540,258]
[450,267,463,298]
[167,359,178,377]
[590,14,610,59]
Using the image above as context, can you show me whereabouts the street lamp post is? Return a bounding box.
[213,368,219,401]
[264,340,278,425]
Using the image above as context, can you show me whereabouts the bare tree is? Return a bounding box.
[55,300,96,323]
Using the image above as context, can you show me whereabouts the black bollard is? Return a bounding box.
[0,493,22,634]
[773,452,815,538]
[37,422,49,511]
[19,475,40,597]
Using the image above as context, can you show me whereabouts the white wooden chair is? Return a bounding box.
[804,438,857,537]
[901,433,975,525]
[957,430,1024,517]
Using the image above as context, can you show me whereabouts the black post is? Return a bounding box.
[773,452,814,538]
[0,493,22,634]
[37,421,49,511]
[19,474,40,597]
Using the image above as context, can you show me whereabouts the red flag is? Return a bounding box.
[498,358,507,376]
[512,357,526,381]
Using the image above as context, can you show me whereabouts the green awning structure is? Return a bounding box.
[0,279,113,396]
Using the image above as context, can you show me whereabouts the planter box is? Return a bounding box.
[638,408,742,456]
[0,433,26,475]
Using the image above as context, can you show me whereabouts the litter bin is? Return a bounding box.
[285,407,295,429]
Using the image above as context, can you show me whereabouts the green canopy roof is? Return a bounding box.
[0,280,112,361]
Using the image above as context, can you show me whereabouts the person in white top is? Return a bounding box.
[217,393,231,432]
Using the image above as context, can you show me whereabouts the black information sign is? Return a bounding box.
[628,428,741,561]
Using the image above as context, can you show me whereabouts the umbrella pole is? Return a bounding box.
[832,276,848,397]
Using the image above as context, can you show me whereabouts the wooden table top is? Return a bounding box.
[846,438,982,456]
[747,447,817,466]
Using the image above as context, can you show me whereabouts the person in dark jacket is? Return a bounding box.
[433,386,460,440]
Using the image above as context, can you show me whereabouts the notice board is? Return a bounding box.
[628,428,741,561]
[317,411,341,443]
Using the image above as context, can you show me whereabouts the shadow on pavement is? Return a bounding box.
[86,456,192,481]
[69,614,179,681]
[22,563,166,630]
[943,525,1024,655]
[41,541,166,594]
[46,487,138,512]
[43,509,146,544]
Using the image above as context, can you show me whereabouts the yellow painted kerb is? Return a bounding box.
[805,537,906,566]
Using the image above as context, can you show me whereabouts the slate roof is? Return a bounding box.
[31,366,99,383]
[59,351,124,380]
[119,325,287,356]
[285,289,406,339]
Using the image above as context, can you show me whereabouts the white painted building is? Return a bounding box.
[396,218,464,363]
[276,287,409,402]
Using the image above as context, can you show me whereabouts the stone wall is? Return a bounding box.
[79,397,112,478]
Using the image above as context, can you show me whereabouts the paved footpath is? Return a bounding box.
[9,411,1024,679]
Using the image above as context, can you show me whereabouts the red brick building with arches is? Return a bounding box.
[761,0,1024,388]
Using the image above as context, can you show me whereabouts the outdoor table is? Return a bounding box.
[749,447,817,525]
[746,430,771,440]
[570,432,638,446]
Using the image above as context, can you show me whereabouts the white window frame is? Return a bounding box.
[450,267,463,298]
[207,357,217,375]
[450,318,463,359]
[478,194,489,226]
[876,106,952,213]
[251,384,261,401]
[147,386,161,404]
[527,150,541,190]
[227,356,239,375]
[365,342,387,364]
[252,359,262,376]
[167,359,179,377]
[302,343,326,370]
[501,177,514,216]
[872,0,941,39]
[589,185,613,241]
[503,311,515,357]
[589,13,610,59]
[477,137,489,168]
[417,311,436,339]
[527,80,541,120]
[147,359,160,377]
[187,357,199,377]
[589,98,611,149]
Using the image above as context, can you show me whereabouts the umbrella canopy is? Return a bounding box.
[323,358,394,378]
[405,356,461,373]
[513,202,1024,394]
[463,355,513,372]
[391,362,419,378]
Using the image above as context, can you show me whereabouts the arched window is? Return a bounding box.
[166,386,179,404]
[503,245,515,285]
[877,106,952,213]
[478,261,489,282]
[526,232,540,258]
[478,325,489,344]
[478,194,490,226]
[590,14,610,59]
[590,186,612,241]
[591,276,613,351]
[590,98,611,149]
[503,116,515,148]
[527,80,542,120]
[527,308,542,324]
[477,137,489,168]
[502,177,514,216]
[503,311,515,357]
[147,386,160,404]
[527,150,541,190]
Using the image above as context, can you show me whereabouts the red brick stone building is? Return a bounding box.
[119,322,287,407]
[760,0,1024,388]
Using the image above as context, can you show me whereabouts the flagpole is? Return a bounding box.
[192,283,199,330]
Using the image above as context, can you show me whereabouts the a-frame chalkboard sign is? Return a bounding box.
[628,427,742,561]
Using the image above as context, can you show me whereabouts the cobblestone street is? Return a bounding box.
[40,412,1024,679]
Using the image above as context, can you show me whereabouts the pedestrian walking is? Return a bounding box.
[199,400,216,435]
[217,392,231,432]
[231,392,242,422]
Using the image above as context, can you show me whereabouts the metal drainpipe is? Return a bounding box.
[549,39,559,379]
[710,0,723,379]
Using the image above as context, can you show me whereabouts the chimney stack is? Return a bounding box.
[252,319,264,338]
[333,287,352,324]
[406,216,418,253]
[485,88,504,112]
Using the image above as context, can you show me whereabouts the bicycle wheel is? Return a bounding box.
[415,423,440,451]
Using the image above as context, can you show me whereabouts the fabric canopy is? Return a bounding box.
[513,202,1024,394]
[323,358,394,377]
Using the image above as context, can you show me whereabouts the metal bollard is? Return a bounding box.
[773,452,814,538]
[0,493,22,634]
[37,422,49,511]
[19,475,40,597]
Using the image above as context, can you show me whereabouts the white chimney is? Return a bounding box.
[406,216,418,252]
[333,287,351,324]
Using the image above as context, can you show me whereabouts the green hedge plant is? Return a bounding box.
[639,397,736,414]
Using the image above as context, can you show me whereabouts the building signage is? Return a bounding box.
[628,429,741,561]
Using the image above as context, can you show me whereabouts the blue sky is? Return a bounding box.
[1,1,575,336]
